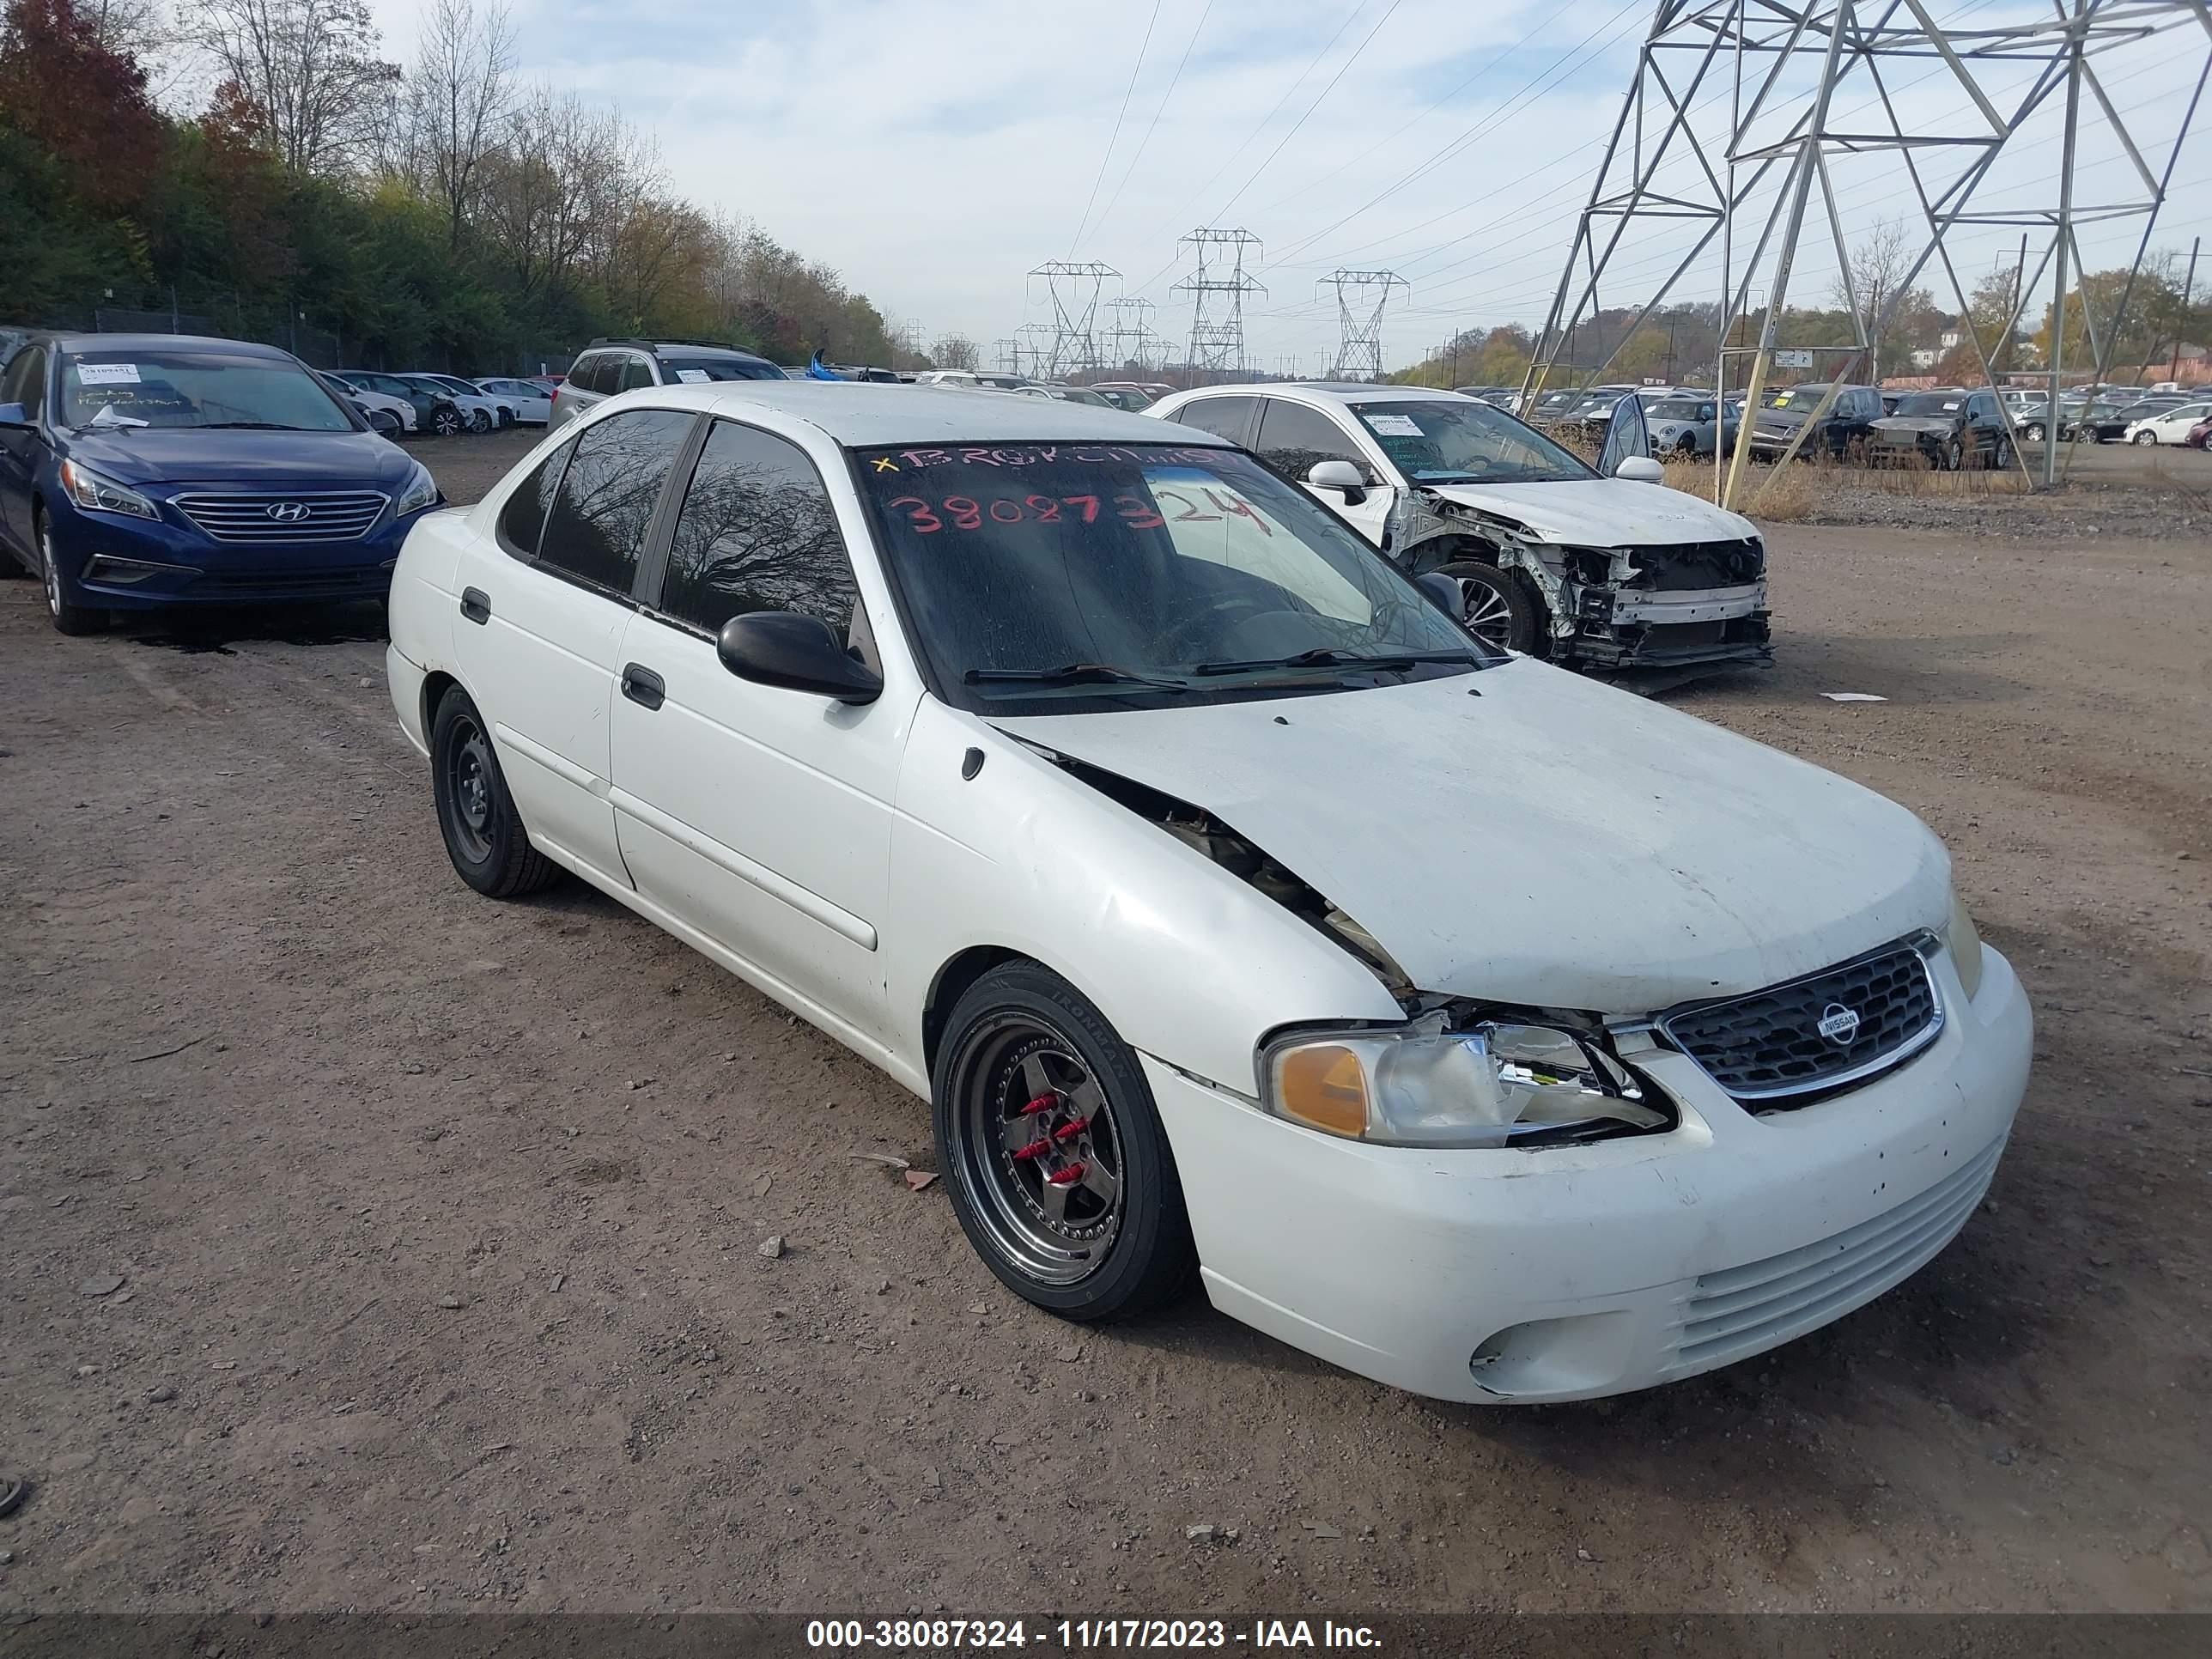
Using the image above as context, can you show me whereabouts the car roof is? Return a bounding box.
[1180,382,1475,407]
[42,332,296,361]
[606,381,1231,447]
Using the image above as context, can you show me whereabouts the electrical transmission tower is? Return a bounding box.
[1524,0,2212,501]
[1319,269,1410,380]
[1014,323,1056,381]
[1174,228,1266,380]
[1027,261,1120,378]
[991,337,1019,376]
[1106,297,1165,371]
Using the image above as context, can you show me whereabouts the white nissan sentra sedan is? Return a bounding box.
[384,383,2032,1404]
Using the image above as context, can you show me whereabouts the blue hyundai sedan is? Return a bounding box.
[0,333,441,634]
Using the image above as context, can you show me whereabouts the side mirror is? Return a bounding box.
[0,403,28,428]
[1415,570,1462,618]
[1613,456,1665,484]
[1305,459,1368,505]
[717,611,883,705]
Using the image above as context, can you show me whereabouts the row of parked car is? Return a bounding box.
[1495,377,2211,469]
[319,370,557,439]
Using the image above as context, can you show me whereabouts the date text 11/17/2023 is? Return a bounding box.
[804,1619,1382,1650]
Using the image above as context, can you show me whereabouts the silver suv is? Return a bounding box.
[550,339,785,425]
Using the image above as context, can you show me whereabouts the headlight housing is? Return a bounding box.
[394,460,440,516]
[1945,889,1985,1001]
[1261,1010,1671,1149]
[59,459,159,520]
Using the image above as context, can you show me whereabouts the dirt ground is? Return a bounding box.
[3,425,2209,1617]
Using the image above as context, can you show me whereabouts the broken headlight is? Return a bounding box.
[1261,1010,1671,1149]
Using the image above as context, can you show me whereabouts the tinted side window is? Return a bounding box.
[570,355,610,395]
[659,420,856,635]
[1255,399,1369,483]
[1167,395,1255,445]
[618,356,655,392]
[497,442,570,558]
[538,409,694,593]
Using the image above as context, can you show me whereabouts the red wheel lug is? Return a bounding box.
[1052,1118,1087,1142]
[1047,1163,1085,1187]
[1012,1139,1051,1162]
[1021,1092,1057,1116]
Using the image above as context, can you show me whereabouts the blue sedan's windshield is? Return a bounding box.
[60,350,354,431]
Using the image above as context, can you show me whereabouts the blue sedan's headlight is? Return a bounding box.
[394,460,440,517]
[59,459,160,520]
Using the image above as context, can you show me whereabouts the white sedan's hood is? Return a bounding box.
[1426,477,1757,547]
[995,664,1948,1012]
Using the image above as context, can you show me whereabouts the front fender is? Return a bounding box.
[885,698,1401,1096]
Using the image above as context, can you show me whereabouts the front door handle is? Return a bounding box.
[621,663,665,710]
[459,586,490,625]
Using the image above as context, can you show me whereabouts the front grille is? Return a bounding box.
[174,491,388,544]
[1658,938,1941,1103]
[1665,1135,2003,1376]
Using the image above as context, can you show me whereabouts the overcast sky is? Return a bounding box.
[361,0,2212,373]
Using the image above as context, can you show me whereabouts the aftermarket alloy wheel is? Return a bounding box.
[38,513,104,635]
[934,963,1195,1322]
[2023,422,2045,442]
[429,687,560,898]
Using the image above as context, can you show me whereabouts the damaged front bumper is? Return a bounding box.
[1561,579,1773,670]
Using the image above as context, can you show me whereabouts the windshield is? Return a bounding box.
[1650,399,1707,420]
[1761,384,1832,410]
[59,350,354,431]
[659,356,786,383]
[1894,394,1962,416]
[1346,398,1593,485]
[858,442,1494,714]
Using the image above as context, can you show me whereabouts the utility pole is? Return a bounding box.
[2174,236,2201,382]
[1029,262,1120,378]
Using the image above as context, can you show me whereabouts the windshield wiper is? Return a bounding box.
[196,421,315,430]
[964,662,1197,692]
[1190,647,1480,678]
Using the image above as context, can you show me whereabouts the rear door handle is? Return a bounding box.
[621,663,665,710]
[459,586,490,625]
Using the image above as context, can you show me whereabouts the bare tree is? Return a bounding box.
[929,333,980,373]
[178,0,397,173]
[477,88,634,304]
[403,0,514,244]
[1833,216,1916,380]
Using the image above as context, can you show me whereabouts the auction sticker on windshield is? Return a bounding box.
[75,362,142,385]
[1361,412,1424,437]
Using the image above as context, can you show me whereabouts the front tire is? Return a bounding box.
[432,406,462,437]
[934,963,1196,1322]
[468,409,493,434]
[429,687,560,898]
[2132,430,2156,445]
[38,511,105,635]
[2024,422,2045,443]
[1439,561,1543,655]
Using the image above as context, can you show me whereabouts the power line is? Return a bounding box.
[1210,0,1408,222]
[1068,0,1168,258]
[1088,0,1218,248]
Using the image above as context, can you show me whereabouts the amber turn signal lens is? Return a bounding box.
[1275,1044,1369,1138]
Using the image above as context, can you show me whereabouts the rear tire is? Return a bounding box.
[429,687,561,898]
[2024,422,2045,443]
[468,409,493,434]
[1439,561,1544,655]
[934,962,1196,1323]
[432,406,462,437]
[2132,430,2156,445]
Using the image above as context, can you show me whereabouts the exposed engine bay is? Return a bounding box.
[1387,486,1774,672]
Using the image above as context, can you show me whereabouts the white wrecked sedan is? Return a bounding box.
[384,384,2032,1403]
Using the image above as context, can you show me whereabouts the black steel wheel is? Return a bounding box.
[934,963,1194,1322]
[429,687,559,898]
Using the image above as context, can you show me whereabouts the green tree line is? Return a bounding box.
[0,0,919,373]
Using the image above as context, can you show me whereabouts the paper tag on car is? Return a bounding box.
[1361,414,1424,437]
[76,363,142,385]
[675,369,709,384]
